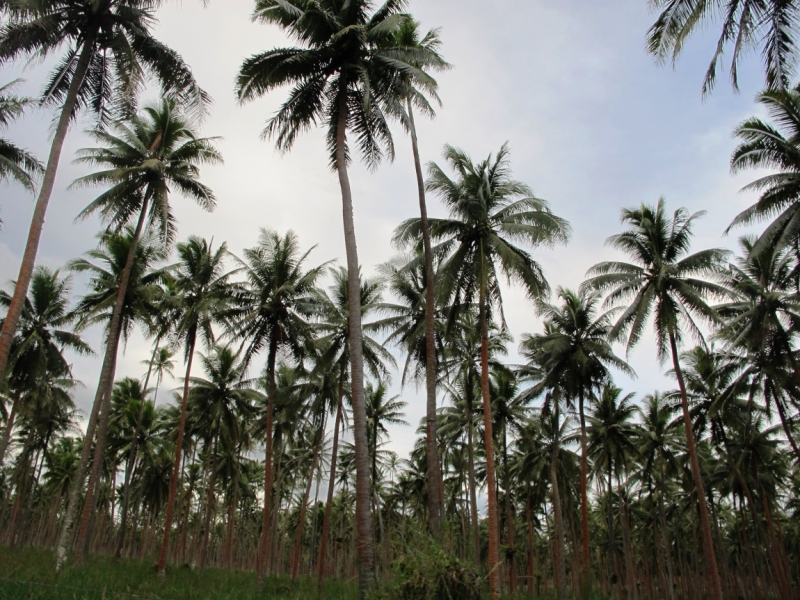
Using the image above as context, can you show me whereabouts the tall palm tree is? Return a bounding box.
[726,86,800,255]
[582,198,730,600]
[236,3,428,590]
[0,79,42,228]
[523,287,633,598]
[397,143,569,599]
[56,99,220,569]
[230,228,324,585]
[0,0,209,384]
[587,384,640,596]
[312,266,395,587]
[647,0,799,93]
[389,16,450,539]
[187,345,257,567]
[64,227,169,563]
[0,267,90,467]
[157,237,232,574]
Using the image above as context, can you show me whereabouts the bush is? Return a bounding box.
[385,543,482,600]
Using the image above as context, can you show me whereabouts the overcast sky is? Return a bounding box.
[0,0,773,461]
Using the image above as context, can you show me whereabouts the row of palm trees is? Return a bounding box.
[0,1,800,600]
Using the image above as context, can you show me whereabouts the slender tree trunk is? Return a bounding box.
[256,335,279,586]
[0,391,21,468]
[156,332,197,575]
[465,386,480,563]
[291,418,323,580]
[502,426,516,595]
[407,101,443,541]
[668,332,723,600]
[74,195,152,564]
[334,91,376,598]
[317,373,343,587]
[200,434,219,568]
[551,402,568,600]
[657,485,676,600]
[115,340,161,557]
[55,203,147,573]
[620,490,638,600]
[578,389,591,600]
[0,36,95,379]
[478,277,501,600]
[760,485,792,600]
[224,466,238,568]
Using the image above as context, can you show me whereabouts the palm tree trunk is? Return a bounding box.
[157,331,197,575]
[200,434,219,568]
[291,418,323,580]
[0,391,21,467]
[56,195,149,572]
[668,332,723,600]
[257,334,279,586]
[502,425,516,595]
[620,490,638,600]
[0,36,95,380]
[225,465,239,568]
[317,372,343,587]
[465,385,480,564]
[407,100,443,541]
[478,276,501,600]
[335,90,375,597]
[74,194,152,564]
[116,339,161,557]
[551,403,568,600]
[578,389,591,600]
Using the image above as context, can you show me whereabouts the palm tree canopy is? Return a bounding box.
[236,0,436,169]
[727,87,800,255]
[0,0,210,125]
[582,198,730,362]
[71,98,222,247]
[647,0,800,94]
[0,79,42,196]
[69,227,170,343]
[395,143,570,326]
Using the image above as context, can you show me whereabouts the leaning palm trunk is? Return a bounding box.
[669,333,723,600]
[551,401,568,600]
[291,419,323,580]
[157,332,197,574]
[56,195,149,572]
[478,282,501,600]
[578,390,591,599]
[317,376,344,587]
[407,100,443,540]
[335,94,376,596]
[0,36,95,380]
[465,386,480,563]
[200,435,220,568]
[0,391,21,467]
[74,195,153,563]
[256,336,279,586]
[115,341,161,558]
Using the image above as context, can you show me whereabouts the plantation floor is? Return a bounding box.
[0,546,357,600]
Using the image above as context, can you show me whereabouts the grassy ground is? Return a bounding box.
[0,546,357,600]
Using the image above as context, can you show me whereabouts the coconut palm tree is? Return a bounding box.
[587,384,640,596]
[388,16,450,539]
[0,79,42,227]
[235,3,430,590]
[647,0,800,93]
[157,237,233,574]
[0,267,90,467]
[312,267,395,585]
[61,227,170,564]
[0,0,209,385]
[523,287,633,598]
[187,345,258,567]
[582,198,730,600]
[726,87,800,255]
[56,98,220,568]
[230,228,325,584]
[396,142,569,599]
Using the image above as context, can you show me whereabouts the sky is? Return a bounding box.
[0,0,774,463]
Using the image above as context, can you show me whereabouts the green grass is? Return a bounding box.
[0,546,357,600]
